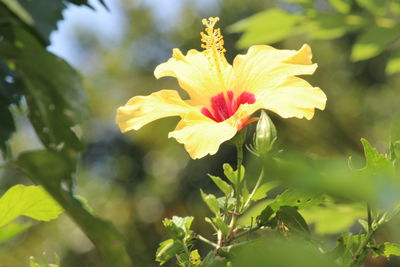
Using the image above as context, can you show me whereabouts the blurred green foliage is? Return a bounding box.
[0,0,400,266]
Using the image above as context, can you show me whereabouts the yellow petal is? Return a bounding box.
[232,44,317,95]
[258,77,327,120]
[154,48,233,106]
[116,90,195,132]
[168,112,237,159]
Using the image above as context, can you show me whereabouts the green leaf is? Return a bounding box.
[223,163,244,185]
[300,203,365,235]
[208,174,232,196]
[0,62,23,154]
[355,0,388,16]
[155,239,183,265]
[0,0,34,25]
[216,196,235,212]
[189,250,202,265]
[252,181,279,201]
[328,0,352,13]
[256,205,275,227]
[229,9,300,48]
[0,185,63,228]
[351,25,400,61]
[302,14,366,40]
[17,150,133,267]
[360,138,393,174]
[374,242,400,258]
[271,189,325,211]
[0,222,30,244]
[276,206,310,235]
[200,189,220,215]
[163,216,194,240]
[386,49,400,75]
[1,27,88,152]
[212,217,229,236]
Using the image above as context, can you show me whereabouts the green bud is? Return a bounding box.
[249,110,277,156]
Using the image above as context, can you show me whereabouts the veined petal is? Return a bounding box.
[154,49,233,106]
[168,112,237,159]
[116,90,195,132]
[258,77,327,120]
[232,44,317,95]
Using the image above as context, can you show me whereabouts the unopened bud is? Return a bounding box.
[250,110,277,156]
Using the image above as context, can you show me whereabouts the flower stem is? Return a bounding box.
[227,142,244,242]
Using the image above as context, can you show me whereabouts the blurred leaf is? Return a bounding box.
[331,233,367,264]
[0,62,23,154]
[0,0,33,25]
[0,26,87,152]
[200,189,220,215]
[355,0,388,16]
[302,14,366,40]
[202,250,228,267]
[328,0,352,14]
[256,205,275,227]
[17,150,133,267]
[351,25,400,61]
[373,242,400,258]
[301,203,365,234]
[208,174,232,196]
[155,239,183,265]
[217,196,235,212]
[29,255,60,267]
[17,0,66,44]
[229,9,301,48]
[252,181,279,201]
[163,216,194,240]
[271,188,325,211]
[276,206,310,235]
[386,49,400,75]
[232,237,338,267]
[0,222,30,244]
[222,163,244,185]
[0,185,63,228]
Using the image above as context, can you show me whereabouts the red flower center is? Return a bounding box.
[201,91,256,122]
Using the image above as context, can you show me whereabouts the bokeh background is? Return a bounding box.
[1,0,400,266]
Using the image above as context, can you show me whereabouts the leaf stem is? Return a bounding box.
[243,168,264,210]
[196,234,218,248]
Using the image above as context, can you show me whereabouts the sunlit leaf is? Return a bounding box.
[277,206,310,235]
[373,242,400,258]
[252,181,279,201]
[229,9,301,48]
[302,14,366,40]
[0,185,63,228]
[351,25,400,61]
[301,203,365,234]
[386,49,400,75]
[271,189,325,211]
[355,0,388,16]
[163,216,194,240]
[0,222,30,244]
[208,174,232,196]
[155,239,183,265]
[222,163,244,185]
[189,250,202,265]
[200,189,220,215]
[328,0,352,14]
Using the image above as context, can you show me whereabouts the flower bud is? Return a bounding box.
[250,110,277,156]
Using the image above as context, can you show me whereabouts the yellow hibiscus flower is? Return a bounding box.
[116,17,327,159]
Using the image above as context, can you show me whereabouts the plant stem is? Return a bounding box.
[348,204,374,267]
[196,234,218,248]
[227,142,244,242]
[243,168,264,210]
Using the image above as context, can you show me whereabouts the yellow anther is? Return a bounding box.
[200,17,227,88]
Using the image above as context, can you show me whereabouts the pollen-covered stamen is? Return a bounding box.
[201,91,256,123]
[201,17,227,87]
